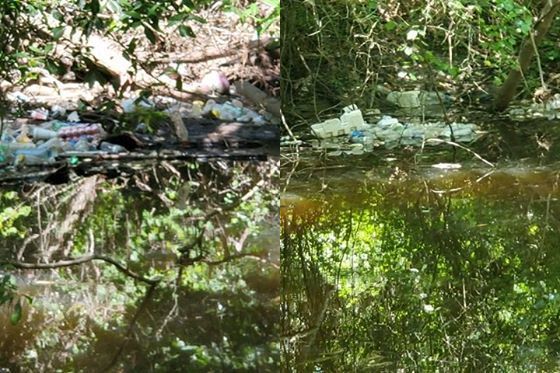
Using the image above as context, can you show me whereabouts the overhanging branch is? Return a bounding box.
[0,255,161,285]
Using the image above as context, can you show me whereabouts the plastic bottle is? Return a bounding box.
[100,142,128,153]
[73,138,92,151]
[211,103,243,121]
[16,126,32,143]
[58,123,102,139]
[349,130,365,143]
[14,148,58,166]
[31,127,58,140]
[1,132,35,151]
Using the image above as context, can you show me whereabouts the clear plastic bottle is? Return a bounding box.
[100,142,128,153]
[14,148,58,166]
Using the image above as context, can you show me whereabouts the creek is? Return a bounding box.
[281,114,560,371]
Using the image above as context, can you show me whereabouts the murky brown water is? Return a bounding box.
[281,119,560,371]
[0,161,279,372]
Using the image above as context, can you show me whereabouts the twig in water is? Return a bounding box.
[425,138,494,168]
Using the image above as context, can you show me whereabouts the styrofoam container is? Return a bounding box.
[311,107,367,138]
[340,109,365,129]
[311,118,342,138]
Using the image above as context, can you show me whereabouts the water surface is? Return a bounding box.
[281,119,560,371]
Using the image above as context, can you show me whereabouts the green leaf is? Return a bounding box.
[189,14,207,24]
[148,4,160,17]
[44,43,55,54]
[45,59,65,75]
[28,45,43,55]
[385,21,397,31]
[7,274,16,287]
[52,10,64,22]
[182,0,195,8]
[169,13,187,27]
[10,301,22,325]
[145,27,157,44]
[84,69,108,88]
[176,76,183,90]
[125,10,141,20]
[126,38,138,54]
[179,25,195,38]
[52,26,64,41]
[90,0,100,14]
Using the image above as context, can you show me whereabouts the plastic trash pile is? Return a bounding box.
[310,105,367,138]
[351,115,477,149]
[1,96,276,168]
[0,110,127,167]
[122,96,274,126]
[200,99,271,125]
[507,94,560,121]
[385,90,454,108]
[309,105,478,154]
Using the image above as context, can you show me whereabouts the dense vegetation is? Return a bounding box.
[281,0,560,123]
[280,1,560,371]
[0,162,280,371]
[0,0,280,370]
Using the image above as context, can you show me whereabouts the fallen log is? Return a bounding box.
[233,81,281,118]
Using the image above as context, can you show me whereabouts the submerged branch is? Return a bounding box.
[425,138,495,168]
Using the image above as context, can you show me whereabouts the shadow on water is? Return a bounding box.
[0,161,279,372]
[281,118,560,371]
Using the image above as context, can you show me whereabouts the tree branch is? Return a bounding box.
[0,254,161,285]
[201,252,268,266]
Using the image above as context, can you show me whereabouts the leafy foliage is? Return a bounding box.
[0,0,278,105]
[0,161,279,371]
[281,0,557,123]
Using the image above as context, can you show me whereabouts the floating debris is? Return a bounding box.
[311,105,367,138]
[310,104,479,153]
[201,99,267,125]
[431,163,462,169]
[507,94,560,121]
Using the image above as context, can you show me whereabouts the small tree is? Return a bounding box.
[493,0,560,111]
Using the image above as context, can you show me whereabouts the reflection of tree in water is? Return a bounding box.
[282,199,363,371]
[0,161,279,371]
[282,175,560,371]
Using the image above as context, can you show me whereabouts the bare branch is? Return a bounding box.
[0,255,161,285]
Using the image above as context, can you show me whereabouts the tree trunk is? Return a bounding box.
[493,0,560,112]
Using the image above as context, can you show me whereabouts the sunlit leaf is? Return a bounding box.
[10,301,22,325]
[178,25,195,38]
[52,26,64,40]
[385,21,397,31]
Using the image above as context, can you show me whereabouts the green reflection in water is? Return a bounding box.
[0,161,279,372]
[282,168,560,371]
